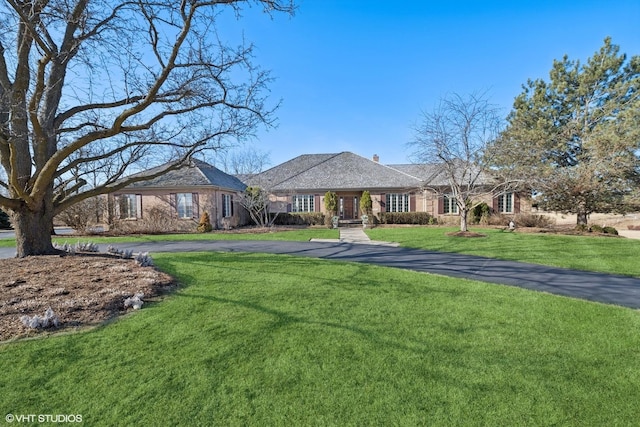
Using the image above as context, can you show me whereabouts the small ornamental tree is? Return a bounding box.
[324,191,338,228]
[239,186,276,228]
[360,191,372,216]
[324,191,338,215]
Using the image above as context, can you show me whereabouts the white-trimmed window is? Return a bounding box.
[176,193,194,218]
[443,195,459,214]
[292,195,315,212]
[386,193,409,212]
[497,192,514,213]
[222,193,233,218]
[119,194,140,219]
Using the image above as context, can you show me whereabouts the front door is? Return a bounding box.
[339,196,359,220]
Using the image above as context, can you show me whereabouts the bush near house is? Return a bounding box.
[271,212,325,226]
[197,212,213,233]
[56,197,103,232]
[470,202,491,225]
[110,206,195,235]
[378,212,436,225]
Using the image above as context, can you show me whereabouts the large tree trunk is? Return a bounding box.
[12,205,57,257]
[459,208,469,232]
[576,200,589,226]
[576,212,588,226]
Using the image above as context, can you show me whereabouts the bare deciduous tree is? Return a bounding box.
[217,148,271,175]
[0,0,294,257]
[408,92,504,232]
[236,183,289,228]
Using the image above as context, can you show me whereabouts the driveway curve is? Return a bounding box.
[5,240,633,309]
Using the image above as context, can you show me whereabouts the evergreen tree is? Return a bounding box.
[490,38,640,225]
[360,191,372,216]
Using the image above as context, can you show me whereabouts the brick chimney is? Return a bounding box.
[372,154,379,163]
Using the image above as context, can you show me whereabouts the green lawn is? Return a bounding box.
[0,228,338,248]
[367,226,640,277]
[2,252,639,425]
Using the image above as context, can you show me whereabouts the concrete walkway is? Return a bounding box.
[311,227,399,246]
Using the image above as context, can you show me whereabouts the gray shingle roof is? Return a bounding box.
[391,162,496,188]
[388,164,448,185]
[246,152,423,191]
[127,159,246,192]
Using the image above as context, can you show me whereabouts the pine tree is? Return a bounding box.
[490,38,640,225]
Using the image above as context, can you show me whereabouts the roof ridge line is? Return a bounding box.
[252,153,341,189]
[377,163,424,182]
[190,158,216,185]
[271,153,343,189]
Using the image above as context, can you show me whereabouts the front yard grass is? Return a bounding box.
[2,225,639,277]
[0,228,338,248]
[366,226,640,277]
[2,252,639,425]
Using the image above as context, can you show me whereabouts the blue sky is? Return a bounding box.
[225,0,640,167]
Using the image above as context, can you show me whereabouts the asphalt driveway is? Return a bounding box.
[2,240,636,309]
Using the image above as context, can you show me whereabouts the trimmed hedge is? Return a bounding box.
[378,212,437,225]
[271,212,325,226]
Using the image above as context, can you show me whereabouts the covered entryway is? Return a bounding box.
[339,194,359,220]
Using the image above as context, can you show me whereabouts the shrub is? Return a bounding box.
[107,245,134,259]
[135,252,154,267]
[21,307,59,329]
[324,191,338,215]
[197,211,213,233]
[110,206,194,234]
[471,203,490,225]
[124,293,145,310]
[360,191,372,216]
[575,224,589,232]
[379,212,434,225]
[271,212,325,226]
[603,226,619,235]
[53,241,98,253]
[590,224,604,233]
[56,197,99,232]
[514,213,555,228]
[324,192,338,229]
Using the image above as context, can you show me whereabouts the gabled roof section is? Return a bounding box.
[247,152,423,191]
[126,158,246,192]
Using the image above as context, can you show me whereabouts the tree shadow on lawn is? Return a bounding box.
[175,291,464,358]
